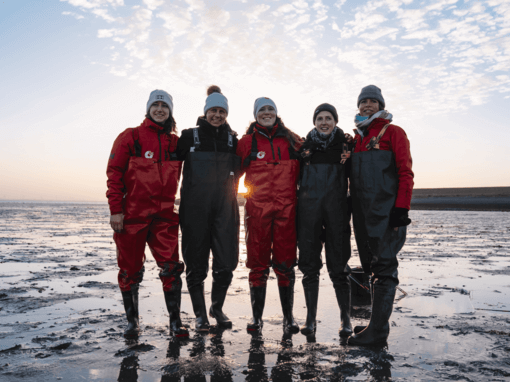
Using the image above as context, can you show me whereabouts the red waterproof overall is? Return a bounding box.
[241,131,300,287]
[106,119,184,292]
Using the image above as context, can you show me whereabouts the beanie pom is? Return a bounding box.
[207,85,222,96]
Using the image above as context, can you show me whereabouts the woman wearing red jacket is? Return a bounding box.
[106,90,188,339]
[347,85,414,346]
[236,97,302,333]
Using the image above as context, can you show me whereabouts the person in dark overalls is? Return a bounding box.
[177,85,240,332]
[297,103,352,337]
[236,97,302,333]
[106,89,188,338]
[348,85,414,346]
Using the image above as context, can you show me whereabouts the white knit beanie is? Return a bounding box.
[253,97,277,118]
[146,89,173,113]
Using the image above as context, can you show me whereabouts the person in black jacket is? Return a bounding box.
[297,103,353,337]
[177,85,241,332]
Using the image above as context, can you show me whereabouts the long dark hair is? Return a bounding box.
[246,117,301,150]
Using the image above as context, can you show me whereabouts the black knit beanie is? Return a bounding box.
[313,103,338,124]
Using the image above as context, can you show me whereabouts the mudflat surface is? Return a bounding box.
[1,202,510,381]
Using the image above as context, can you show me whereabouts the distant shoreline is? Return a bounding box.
[2,187,510,211]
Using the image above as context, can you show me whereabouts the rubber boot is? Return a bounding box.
[300,282,319,335]
[348,278,397,346]
[209,271,233,328]
[188,285,210,332]
[279,282,299,334]
[247,287,266,331]
[334,280,353,338]
[164,290,189,338]
[121,284,140,338]
[353,276,373,334]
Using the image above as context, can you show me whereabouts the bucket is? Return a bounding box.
[350,267,371,305]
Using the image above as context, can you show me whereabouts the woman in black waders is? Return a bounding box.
[177,85,241,332]
[348,85,414,346]
[297,103,353,337]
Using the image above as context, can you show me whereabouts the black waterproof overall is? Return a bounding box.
[179,128,241,289]
[350,145,406,283]
[297,160,351,286]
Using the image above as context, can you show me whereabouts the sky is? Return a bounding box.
[0,0,509,201]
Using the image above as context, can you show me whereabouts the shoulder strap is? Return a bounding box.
[243,134,258,168]
[193,127,200,148]
[340,143,351,164]
[366,123,390,150]
[132,127,142,157]
[166,135,178,161]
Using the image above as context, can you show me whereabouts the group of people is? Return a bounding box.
[106,84,414,346]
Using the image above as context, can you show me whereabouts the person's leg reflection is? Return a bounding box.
[118,355,139,382]
[210,328,233,382]
[270,333,295,382]
[246,332,268,382]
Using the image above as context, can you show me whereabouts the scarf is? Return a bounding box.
[353,110,393,137]
[309,126,338,150]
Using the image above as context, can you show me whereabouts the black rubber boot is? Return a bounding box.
[334,280,353,338]
[188,285,210,332]
[300,282,319,335]
[279,282,299,334]
[121,284,140,338]
[209,271,233,328]
[348,278,397,346]
[353,276,373,334]
[164,290,189,338]
[247,287,266,331]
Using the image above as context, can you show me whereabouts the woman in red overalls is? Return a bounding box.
[106,90,188,338]
[237,97,302,333]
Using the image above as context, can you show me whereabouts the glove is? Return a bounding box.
[389,208,411,228]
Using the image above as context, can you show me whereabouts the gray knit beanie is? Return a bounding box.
[357,85,385,109]
[146,89,173,113]
[204,85,229,115]
[253,97,278,118]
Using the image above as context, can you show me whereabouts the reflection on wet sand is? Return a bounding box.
[2,204,510,381]
[161,329,233,382]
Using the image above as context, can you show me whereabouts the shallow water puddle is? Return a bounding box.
[401,291,475,316]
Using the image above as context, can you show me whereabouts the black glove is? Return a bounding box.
[389,207,411,228]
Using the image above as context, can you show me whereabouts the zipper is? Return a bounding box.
[278,147,281,160]
[269,138,276,160]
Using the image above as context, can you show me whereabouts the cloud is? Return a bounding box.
[61,0,510,120]
[62,11,84,19]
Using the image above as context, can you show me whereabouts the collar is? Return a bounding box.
[142,117,165,132]
[255,122,280,138]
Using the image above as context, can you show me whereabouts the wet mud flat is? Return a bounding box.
[1,202,510,381]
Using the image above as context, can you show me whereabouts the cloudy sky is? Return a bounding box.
[1,0,509,201]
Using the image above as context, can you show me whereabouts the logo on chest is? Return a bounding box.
[145,151,154,159]
[257,151,265,159]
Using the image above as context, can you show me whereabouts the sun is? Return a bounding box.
[238,174,247,194]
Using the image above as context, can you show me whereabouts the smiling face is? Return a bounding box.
[206,107,227,127]
[149,101,170,123]
[314,111,336,135]
[256,105,277,128]
[358,98,380,117]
